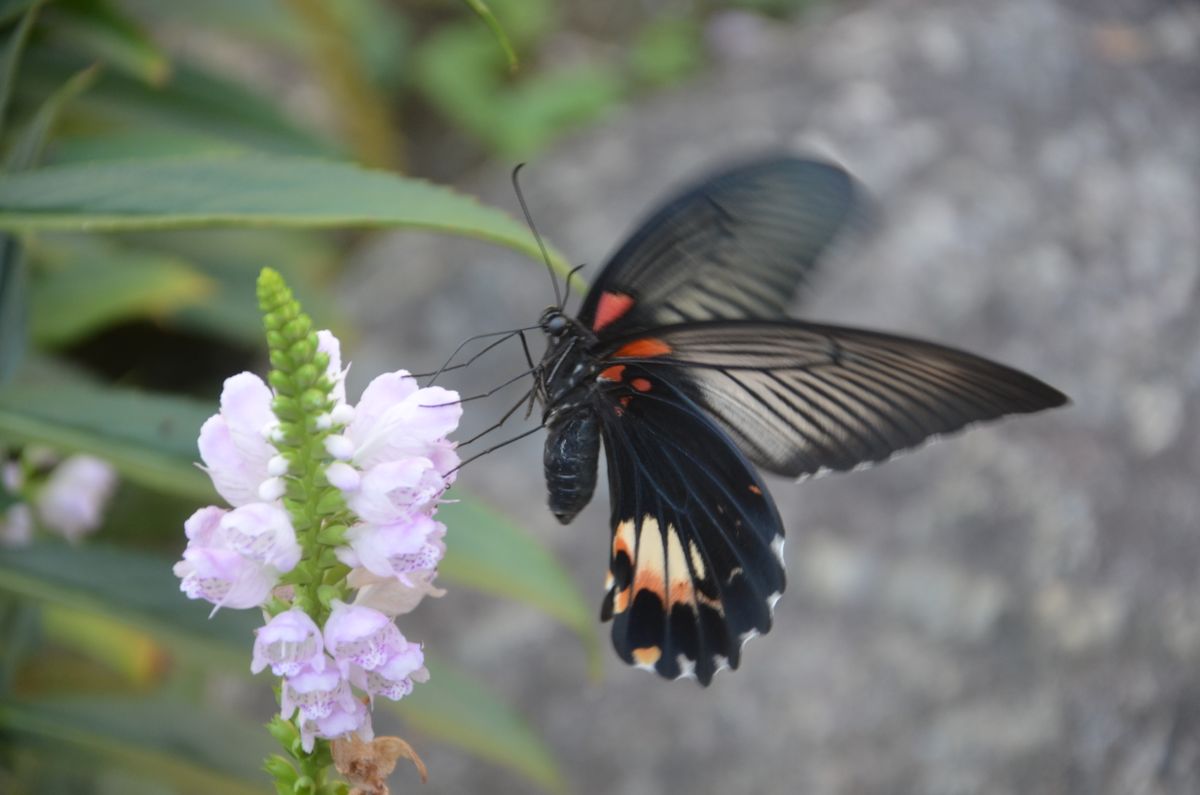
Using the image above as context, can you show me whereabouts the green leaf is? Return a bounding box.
[0,0,41,25]
[461,0,518,71]
[5,64,100,172]
[29,235,215,346]
[395,660,564,794]
[0,696,271,794]
[492,66,623,157]
[121,228,344,346]
[49,0,170,85]
[439,496,600,675]
[0,380,214,500]
[0,153,573,276]
[49,129,242,163]
[414,12,620,158]
[0,0,39,131]
[21,50,339,158]
[0,237,26,383]
[120,0,307,52]
[0,541,258,670]
[0,56,99,386]
[283,0,402,169]
[628,16,703,88]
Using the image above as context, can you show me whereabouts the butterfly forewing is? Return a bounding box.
[576,157,861,338]
[596,321,1069,479]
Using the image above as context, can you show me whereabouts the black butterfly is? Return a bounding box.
[528,156,1066,686]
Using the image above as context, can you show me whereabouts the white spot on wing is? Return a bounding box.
[770,536,786,567]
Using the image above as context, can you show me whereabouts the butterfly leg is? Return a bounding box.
[445,423,546,476]
[418,324,540,386]
[458,386,536,447]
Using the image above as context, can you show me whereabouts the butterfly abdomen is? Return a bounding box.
[543,411,600,524]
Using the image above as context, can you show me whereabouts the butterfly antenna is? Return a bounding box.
[512,163,562,308]
[561,263,586,308]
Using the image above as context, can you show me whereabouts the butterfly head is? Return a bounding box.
[539,307,571,337]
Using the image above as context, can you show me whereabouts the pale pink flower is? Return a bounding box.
[298,692,372,753]
[219,503,302,572]
[173,503,300,611]
[355,638,427,703]
[0,503,33,548]
[323,602,405,674]
[335,515,444,581]
[2,461,21,492]
[1,463,31,548]
[324,601,426,704]
[252,609,326,677]
[35,454,118,542]
[348,568,445,617]
[198,373,278,507]
[334,372,461,472]
[347,458,447,525]
[317,330,349,408]
[282,666,353,721]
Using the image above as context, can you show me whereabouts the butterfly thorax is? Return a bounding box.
[536,308,600,423]
[538,308,603,524]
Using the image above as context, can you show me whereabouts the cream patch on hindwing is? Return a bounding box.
[665,525,693,606]
[688,540,707,579]
[612,518,636,560]
[633,517,667,598]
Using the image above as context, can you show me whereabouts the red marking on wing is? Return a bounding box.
[748,484,763,495]
[614,338,672,358]
[593,291,635,332]
[631,377,652,392]
[598,364,626,382]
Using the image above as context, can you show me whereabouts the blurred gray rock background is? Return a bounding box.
[341,0,1200,792]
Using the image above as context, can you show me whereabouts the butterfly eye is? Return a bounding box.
[545,314,569,335]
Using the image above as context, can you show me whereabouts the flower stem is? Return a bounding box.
[256,267,356,792]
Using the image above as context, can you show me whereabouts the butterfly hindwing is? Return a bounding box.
[593,367,786,685]
[577,157,861,338]
[597,321,1068,479]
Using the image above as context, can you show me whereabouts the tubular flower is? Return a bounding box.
[177,269,461,790]
[173,504,300,611]
[34,454,118,542]
[198,373,280,507]
[252,608,326,677]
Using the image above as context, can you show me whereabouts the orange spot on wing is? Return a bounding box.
[614,338,672,358]
[630,377,652,392]
[634,568,666,599]
[598,365,626,382]
[748,484,763,495]
[593,292,635,331]
[613,587,631,614]
[619,396,632,408]
[632,646,662,666]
